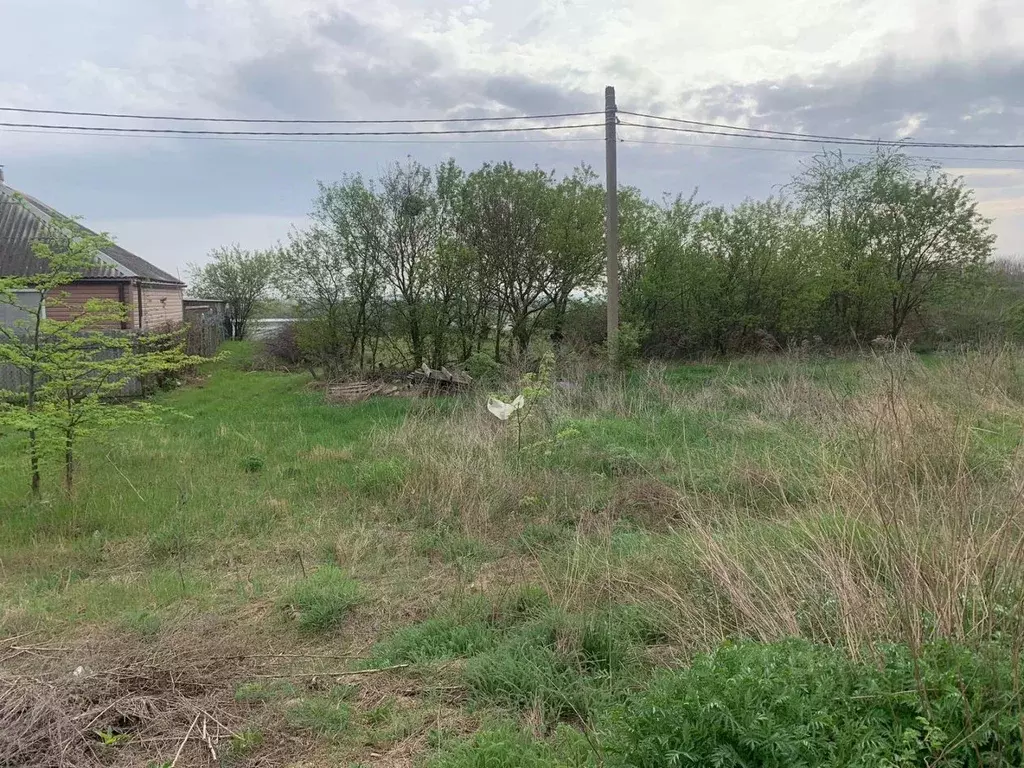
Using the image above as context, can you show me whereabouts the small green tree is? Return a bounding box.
[1,222,204,492]
[188,244,279,340]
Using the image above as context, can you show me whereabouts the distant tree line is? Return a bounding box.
[191,147,1015,371]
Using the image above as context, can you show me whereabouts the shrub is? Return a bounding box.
[261,322,304,366]
[281,566,361,633]
[610,639,1024,768]
[606,322,644,371]
[465,351,503,383]
[560,299,607,350]
[295,316,348,379]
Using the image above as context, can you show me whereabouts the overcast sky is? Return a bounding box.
[1,0,1022,281]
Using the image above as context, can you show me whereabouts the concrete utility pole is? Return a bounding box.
[604,85,619,355]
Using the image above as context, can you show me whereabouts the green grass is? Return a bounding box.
[4,343,1024,766]
[374,615,498,664]
[426,725,592,768]
[285,687,354,738]
[0,342,409,545]
[282,566,362,633]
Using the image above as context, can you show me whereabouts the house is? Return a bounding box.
[0,174,185,331]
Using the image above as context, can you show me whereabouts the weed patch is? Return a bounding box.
[281,566,362,633]
[285,687,354,739]
[427,725,592,768]
[611,639,1024,768]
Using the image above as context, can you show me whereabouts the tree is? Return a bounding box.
[1,219,203,492]
[378,159,438,365]
[189,245,278,340]
[543,166,605,340]
[794,149,995,341]
[309,177,386,368]
[623,193,707,354]
[870,168,995,339]
[461,163,555,357]
[422,159,468,367]
[278,227,351,378]
[0,220,103,493]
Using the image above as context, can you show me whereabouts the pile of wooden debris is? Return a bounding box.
[326,364,472,404]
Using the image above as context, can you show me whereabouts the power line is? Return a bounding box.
[622,110,899,145]
[0,125,605,146]
[0,120,603,137]
[0,106,602,124]
[619,136,1024,166]
[619,116,1024,150]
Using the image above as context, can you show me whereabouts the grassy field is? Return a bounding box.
[3,342,1024,766]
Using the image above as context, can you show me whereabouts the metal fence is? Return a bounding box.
[0,340,143,396]
[0,313,224,398]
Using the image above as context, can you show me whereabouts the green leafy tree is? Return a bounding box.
[795,149,995,341]
[278,227,350,378]
[1,222,204,492]
[307,176,387,368]
[543,166,605,340]
[188,244,279,340]
[623,193,707,354]
[378,159,438,366]
[423,159,472,366]
[0,221,102,492]
[461,163,556,357]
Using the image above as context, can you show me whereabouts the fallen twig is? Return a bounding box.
[195,707,237,737]
[171,713,199,767]
[0,631,37,646]
[208,652,371,662]
[336,663,410,677]
[201,716,217,762]
[105,452,146,502]
[251,663,411,680]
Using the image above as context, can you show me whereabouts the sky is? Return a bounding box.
[1,0,1022,282]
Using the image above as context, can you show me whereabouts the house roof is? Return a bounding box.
[0,182,184,285]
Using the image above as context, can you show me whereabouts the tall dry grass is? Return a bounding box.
[379,348,1024,656]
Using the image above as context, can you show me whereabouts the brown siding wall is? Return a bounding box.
[44,282,136,329]
[140,285,184,330]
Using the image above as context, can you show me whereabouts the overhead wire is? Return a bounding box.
[618,114,1024,150]
[0,125,605,146]
[0,120,605,137]
[622,110,910,144]
[618,136,1024,166]
[0,106,603,124]
[3,102,1019,150]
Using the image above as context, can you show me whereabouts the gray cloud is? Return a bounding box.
[686,57,1024,143]
[216,10,593,119]
[231,46,338,115]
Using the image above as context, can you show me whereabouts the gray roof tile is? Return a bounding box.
[0,183,183,285]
